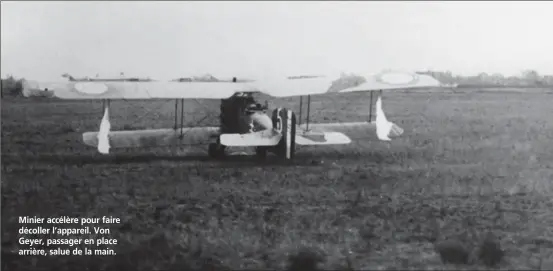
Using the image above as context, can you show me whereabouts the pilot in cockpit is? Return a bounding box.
[243,102,273,132]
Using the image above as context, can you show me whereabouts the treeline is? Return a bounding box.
[416,70,553,88]
[1,75,24,97]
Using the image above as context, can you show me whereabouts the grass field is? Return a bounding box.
[2,89,553,270]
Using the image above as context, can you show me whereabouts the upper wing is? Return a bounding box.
[22,70,440,100]
[21,80,259,99]
[258,71,441,97]
[83,127,220,152]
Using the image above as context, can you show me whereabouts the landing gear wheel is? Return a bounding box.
[255,146,268,161]
[208,143,226,159]
[271,108,296,162]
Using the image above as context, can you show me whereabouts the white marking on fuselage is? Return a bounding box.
[275,109,282,133]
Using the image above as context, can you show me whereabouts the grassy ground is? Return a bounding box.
[2,89,553,270]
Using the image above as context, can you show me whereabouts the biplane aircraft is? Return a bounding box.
[22,71,441,161]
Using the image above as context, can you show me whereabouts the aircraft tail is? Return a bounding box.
[97,107,111,154]
[299,96,403,142]
[374,96,403,141]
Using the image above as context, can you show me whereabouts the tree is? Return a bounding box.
[1,74,26,97]
[521,70,541,86]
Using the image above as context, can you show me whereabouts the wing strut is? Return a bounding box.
[369,92,373,122]
[306,95,311,131]
[298,96,303,125]
[101,99,110,113]
[173,99,178,130]
[172,99,186,138]
[296,95,312,131]
[179,99,185,139]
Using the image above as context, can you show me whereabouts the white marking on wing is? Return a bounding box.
[75,82,109,95]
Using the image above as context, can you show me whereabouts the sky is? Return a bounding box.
[1,1,552,81]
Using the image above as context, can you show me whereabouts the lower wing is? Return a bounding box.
[297,121,404,144]
[22,71,441,100]
[218,121,404,148]
[83,127,220,152]
[296,95,404,144]
[219,129,282,147]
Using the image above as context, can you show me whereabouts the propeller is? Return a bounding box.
[375,96,404,141]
